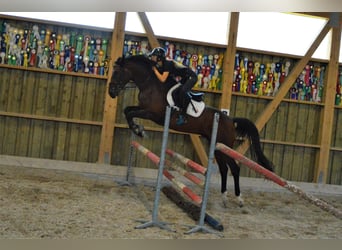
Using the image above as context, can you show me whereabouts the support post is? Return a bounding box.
[315,13,341,183]
[220,12,239,113]
[98,12,126,164]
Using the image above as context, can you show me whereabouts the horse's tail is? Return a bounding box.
[232,117,274,172]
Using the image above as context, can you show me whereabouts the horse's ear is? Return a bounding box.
[115,56,124,66]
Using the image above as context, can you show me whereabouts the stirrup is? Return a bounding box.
[176,114,186,125]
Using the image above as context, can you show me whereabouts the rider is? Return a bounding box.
[149,47,198,125]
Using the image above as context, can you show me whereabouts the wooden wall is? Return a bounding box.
[0,68,106,162]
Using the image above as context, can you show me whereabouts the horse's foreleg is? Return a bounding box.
[124,106,157,137]
[124,106,146,137]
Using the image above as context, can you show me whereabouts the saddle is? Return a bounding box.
[166,83,205,117]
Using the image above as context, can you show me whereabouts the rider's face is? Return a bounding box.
[151,55,157,62]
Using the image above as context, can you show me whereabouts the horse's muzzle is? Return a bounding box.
[108,84,119,98]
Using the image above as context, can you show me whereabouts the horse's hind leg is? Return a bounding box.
[215,151,229,207]
[216,151,244,207]
[227,157,244,207]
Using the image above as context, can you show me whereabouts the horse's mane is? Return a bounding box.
[114,54,177,89]
[115,55,154,69]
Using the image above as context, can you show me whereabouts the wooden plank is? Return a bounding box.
[33,71,48,116]
[29,72,48,158]
[15,118,30,156]
[45,73,61,117]
[305,105,320,145]
[0,116,5,154]
[68,78,86,161]
[301,147,316,182]
[329,151,341,185]
[2,117,18,155]
[137,12,160,48]
[77,125,91,162]
[55,122,67,160]
[14,71,29,156]
[272,103,287,176]
[295,104,310,181]
[40,74,58,159]
[0,68,10,111]
[92,79,107,122]
[55,76,71,160]
[98,12,126,164]
[284,104,298,179]
[295,104,308,144]
[28,119,43,158]
[315,13,342,183]
[236,19,332,155]
[71,75,85,120]
[78,79,96,162]
[220,12,239,112]
[66,123,79,161]
[7,69,22,113]
[88,126,101,163]
[40,121,55,159]
[0,110,102,126]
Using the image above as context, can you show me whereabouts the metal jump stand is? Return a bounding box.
[184,112,220,236]
[134,105,174,231]
[131,106,221,236]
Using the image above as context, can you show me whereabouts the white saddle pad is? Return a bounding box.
[166,83,205,118]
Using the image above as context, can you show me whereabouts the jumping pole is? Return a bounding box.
[216,143,342,220]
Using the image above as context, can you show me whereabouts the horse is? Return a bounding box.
[108,55,275,207]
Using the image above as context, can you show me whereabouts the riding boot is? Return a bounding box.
[176,92,191,125]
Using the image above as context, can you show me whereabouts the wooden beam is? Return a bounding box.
[98,12,127,164]
[295,12,339,19]
[137,12,160,48]
[315,13,342,183]
[138,12,209,165]
[220,12,239,113]
[236,19,332,155]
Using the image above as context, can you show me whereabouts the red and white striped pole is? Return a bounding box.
[216,143,342,220]
[131,140,202,204]
[166,148,207,175]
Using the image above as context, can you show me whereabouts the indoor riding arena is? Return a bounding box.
[0,11,341,239]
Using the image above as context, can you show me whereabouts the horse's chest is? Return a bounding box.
[138,89,165,110]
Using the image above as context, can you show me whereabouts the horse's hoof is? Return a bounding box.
[237,195,244,207]
[221,191,228,208]
[138,130,146,137]
[132,125,145,137]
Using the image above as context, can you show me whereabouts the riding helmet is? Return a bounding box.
[149,47,166,61]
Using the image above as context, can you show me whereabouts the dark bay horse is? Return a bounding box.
[108,55,274,207]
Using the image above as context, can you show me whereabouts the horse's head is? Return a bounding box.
[108,55,154,98]
[108,57,132,98]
